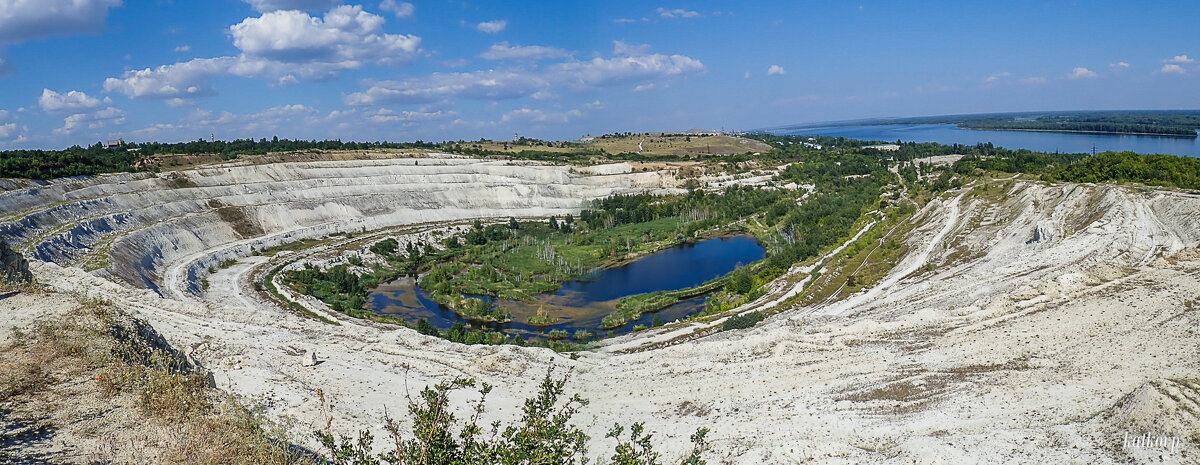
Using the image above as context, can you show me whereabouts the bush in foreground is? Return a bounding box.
[315,370,710,465]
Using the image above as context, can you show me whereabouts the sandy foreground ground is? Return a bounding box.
[4,162,1200,463]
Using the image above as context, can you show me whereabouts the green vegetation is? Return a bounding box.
[314,371,710,465]
[1044,151,1200,189]
[0,138,441,179]
[955,111,1200,137]
[604,277,727,329]
[722,311,764,331]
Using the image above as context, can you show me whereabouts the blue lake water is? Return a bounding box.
[776,123,1200,157]
[367,235,765,339]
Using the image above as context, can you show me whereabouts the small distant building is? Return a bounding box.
[513,132,519,142]
[105,138,125,148]
[863,144,900,152]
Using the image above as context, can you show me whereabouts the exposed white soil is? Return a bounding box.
[4,155,1200,463]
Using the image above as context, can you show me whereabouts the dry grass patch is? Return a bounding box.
[0,296,312,464]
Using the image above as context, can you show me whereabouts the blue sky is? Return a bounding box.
[0,0,1198,149]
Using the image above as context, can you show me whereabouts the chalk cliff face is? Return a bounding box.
[0,154,676,296]
[0,239,31,284]
[5,154,1200,463]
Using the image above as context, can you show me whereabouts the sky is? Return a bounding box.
[0,0,1198,149]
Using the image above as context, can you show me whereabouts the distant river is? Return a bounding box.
[775,124,1200,157]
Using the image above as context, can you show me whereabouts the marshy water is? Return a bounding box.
[367,235,765,339]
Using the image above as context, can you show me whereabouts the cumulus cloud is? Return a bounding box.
[56,106,126,134]
[241,0,340,12]
[345,48,704,105]
[476,20,507,34]
[0,122,18,140]
[656,7,701,19]
[105,6,420,99]
[1166,55,1194,64]
[480,42,568,61]
[1068,67,1097,79]
[379,0,414,18]
[767,64,786,76]
[174,45,191,53]
[230,6,419,65]
[1109,61,1130,69]
[1160,63,1186,75]
[632,83,655,92]
[39,89,109,113]
[0,0,122,43]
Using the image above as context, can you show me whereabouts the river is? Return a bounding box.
[775,123,1200,157]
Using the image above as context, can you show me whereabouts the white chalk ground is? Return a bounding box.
[4,158,1200,463]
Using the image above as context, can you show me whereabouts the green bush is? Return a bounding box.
[722,311,763,331]
[314,371,710,465]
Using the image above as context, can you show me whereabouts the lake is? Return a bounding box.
[776,123,1200,157]
[367,235,765,339]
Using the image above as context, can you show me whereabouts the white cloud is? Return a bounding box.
[1167,55,1194,64]
[103,56,235,99]
[500,107,581,124]
[1160,63,1186,75]
[346,50,703,105]
[39,89,109,113]
[1019,76,1047,84]
[1068,67,1097,79]
[585,99,605,109]
[0,0,122,42]
[612,40,651,57]
[231,6,419,65]
[656,7,701,19]
[367,108,454,123]
[0,122,17,140]
[174,45,191,53]
[633,83,655,92]
[106,6,420,99]
[379,0,414,18]
[56,106,126,134]
[241,0,340,12]
[480,42,568,61]
[983,72,1010,83]
[476,20,507,34]
[767,64,786,76]
[1109,61,1130,69]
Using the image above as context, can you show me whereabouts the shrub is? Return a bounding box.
[314,370,710,465]
[722,311,763,331]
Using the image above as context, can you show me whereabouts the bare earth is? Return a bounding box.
[3,156,1199,463]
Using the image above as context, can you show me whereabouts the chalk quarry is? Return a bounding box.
[3,151,1199,464]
